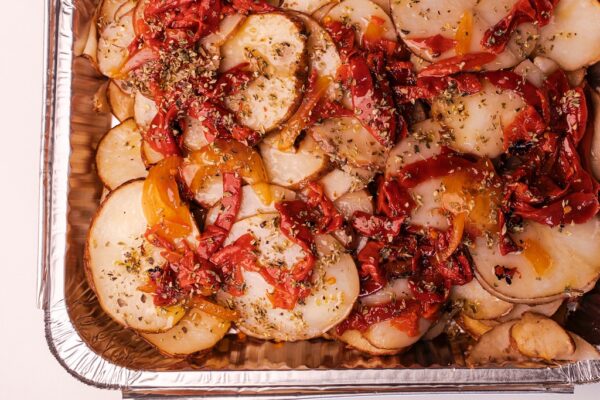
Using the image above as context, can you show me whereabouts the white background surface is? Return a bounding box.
[0,1,598,399]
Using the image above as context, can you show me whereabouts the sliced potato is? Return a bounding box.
[569,333,600,362]
[220,13,308,133]
[141,140,165,167]
[93,81,111,113]
[363,318,432,350]
[98,0,132,29]
[180,163,224,207]
[431,80,526,158]
[334,190,373,219]
[95,119,148,190]
[318,167,374,201]
[260,135,328,188]
[451,279,513,320]
[97,13,135,78]
[107,80,135,121]
[80,10,99,66]
[205,184,296,225]
[473,218,600,304]
[200,14,246,55]
[281,0,332,14]
[333,329,399,355]
[142,307,230,357]
[466,320,527,366]
[182,116,210,153]
[536,0,600,71]
[134,92,158,131]
[326,0,396,44]
[309,117,388,170]
[85,180,186,332]
[456,313,498,339]
[510,312,575,361]
[218,214,359,341]
[497,300,563,323]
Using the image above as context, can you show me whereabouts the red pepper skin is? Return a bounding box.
[335,299,424,336]
[357,241,387,296]
[418,53,496,78]
[197,172,242,259]
[404,35,457,57]
[482,0,557,54]
[210,233,259,296]
[376,177,415,218]
[349,55,397,147]
[545,70,588,144]
[305,182,344,234]
[144,106,182,156]
[503,106,546,150]
[227,0,277,14]
[392,150,477,189]
[352,212,404,242]
[484,70,550,122]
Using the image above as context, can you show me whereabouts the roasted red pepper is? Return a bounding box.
[545,69,588,144]
[197,172,242,259]
[404,35,457,57]
[503,105,546,150]
[335,299,424,336]
[418,53,496,78]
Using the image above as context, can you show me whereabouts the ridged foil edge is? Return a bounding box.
[38,0,600,395]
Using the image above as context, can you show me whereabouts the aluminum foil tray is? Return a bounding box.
[38,0,600,396]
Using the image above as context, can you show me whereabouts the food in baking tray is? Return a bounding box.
[83,0,600,362]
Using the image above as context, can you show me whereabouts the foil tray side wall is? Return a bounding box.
[38,0,600,394]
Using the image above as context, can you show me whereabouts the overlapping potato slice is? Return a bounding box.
[107,80,135,122]
[95,119,147,190]
[451,279,513,320]
[218,214,359,341]
[220,12,308,133]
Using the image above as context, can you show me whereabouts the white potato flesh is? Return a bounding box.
[569,333,600,362]
[407,178,449,230]
[385,119,445,176]
[260,135,328,188]
[97,13,135,78]
[98,0,132,29]
[219,214,360,341]
[318,167,374,201]
[107,80,135,121]
[359,278,413,307]
[510,312,575,361]
[497,299,562,323]
[536,0,600,71]
[180,164,224,207]
[451,278,513,320]
[142,308,230,356]
[466,320,527,366]
[312,2,337,21]
[294,12,342,101]
[200,14,246,55]
[589,90,600,181]
[473,218,600,303]
[334,190,374,219]
[220,13,307,132]
[85,180,186,332]
[282,0,333,15]
[181,116,210,153]
[134,92,158,131]
[363,318,432,350]
[335,329,399,355]
[95,119,148,190]
[205,184,297,225]
[513,59,546,88]
[431,81,526,158]
[456,313,497,339]
[327,0,397,44]
[391,0,537,70]
[310,117,388,170]
[141,140,165,167]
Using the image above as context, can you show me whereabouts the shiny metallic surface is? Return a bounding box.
[38,0,600,395]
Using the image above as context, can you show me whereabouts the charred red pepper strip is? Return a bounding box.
[335,299,424,336]
[357,241,387,296]
[392,150,477,188]
[227,0,277,14]
[210,233,259,296]
[418,53,496,78]
[188,100,261,145]
[484,70,550,122]
[352,212,404,242]
[403,35,457,57]
[144,105,182,156]
[482,0,557,54]
[503,105,547,150]
[545,69,588,144]
[305,182,344,234]
[349,55,397,147]
[197,172,242,259]
[377,177,415,218]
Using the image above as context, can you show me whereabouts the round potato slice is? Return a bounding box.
[334,190,374,219]
[318,167,375,202]
[451,278,513,320]
[205,184,297,225]
[98,0,133,30]
[569,333,600,362]
[456,313,498,340]
[497,300,563,323]
[510,312,575,361]
[473,218,600,304]
[142,307,230,357]
[218,213,360,341]
[180,163,224,207]
[220,13,308,133]
[536,0,600,71]
[333,329,398,356]
[466,320,527,366]
[181,116,210,153]
[326,0,397,44]
[107,80,135,121]
[260,135,328,188]
[97,12,135,78]
[391,0,537,70]
[134,92,158,132]
[281,0,332,14]
[85,180,186,332]
[95,119,148,190]
[200,14,246,55]
[309,117,388,170]
[431,80,526,158]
